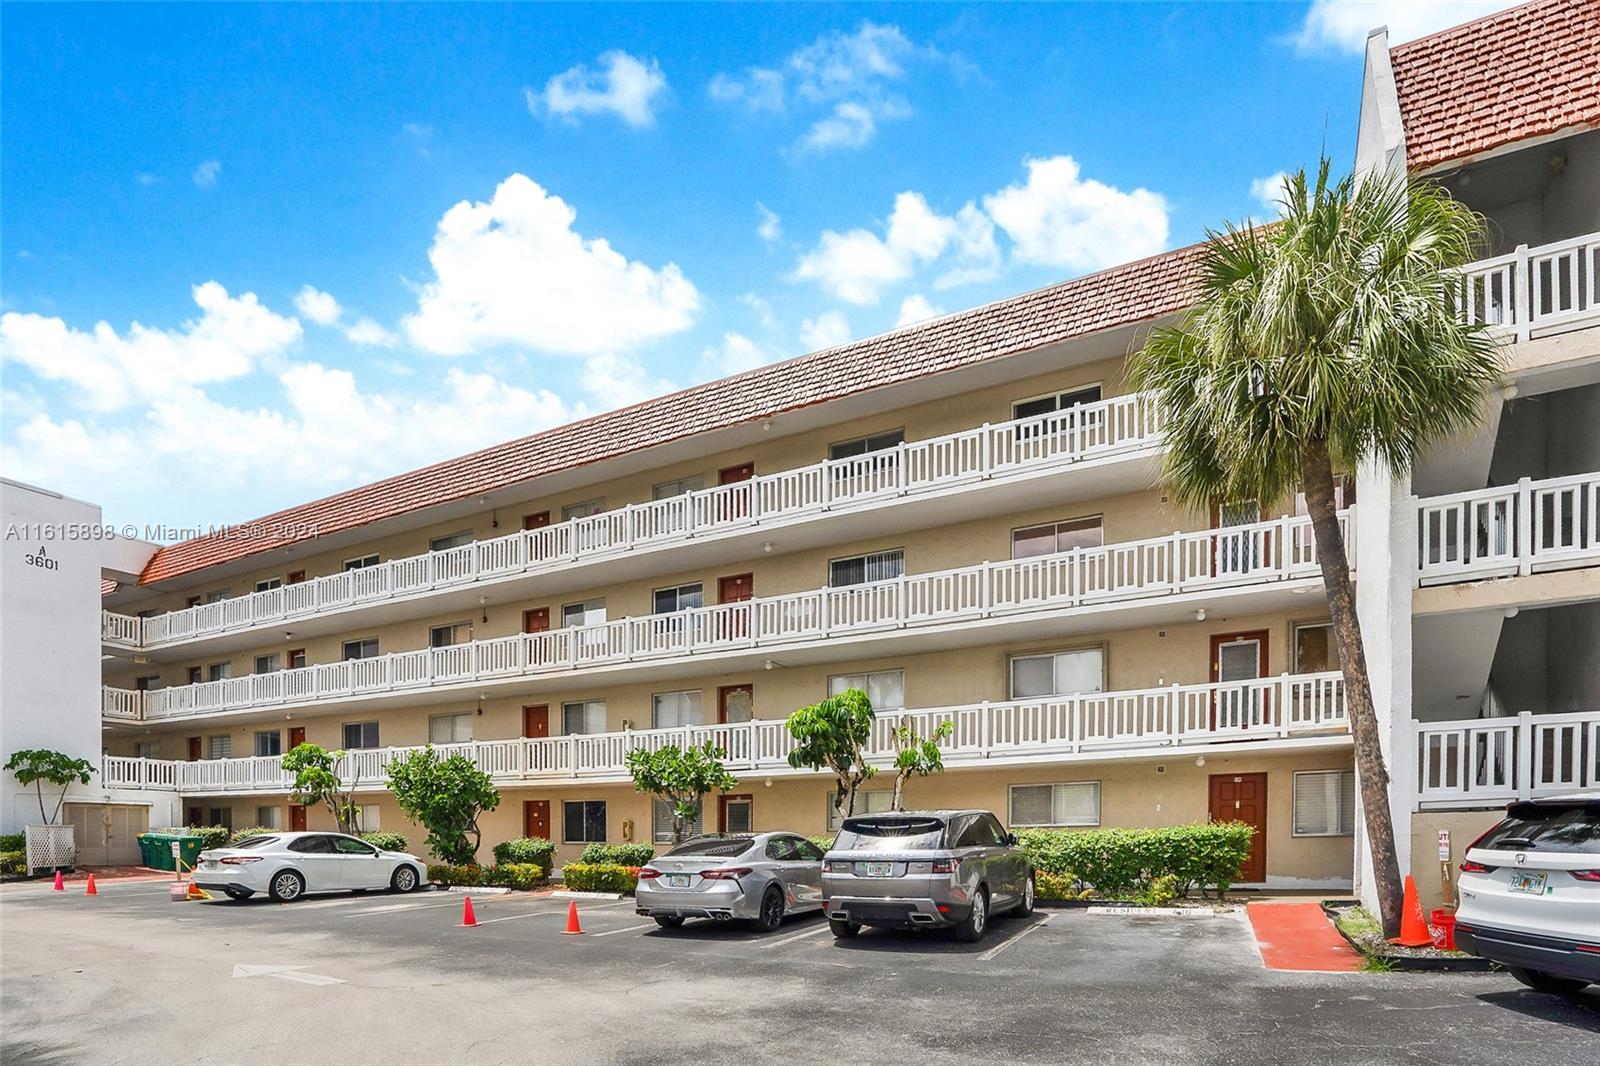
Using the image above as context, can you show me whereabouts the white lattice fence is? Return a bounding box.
[24,824,76,871]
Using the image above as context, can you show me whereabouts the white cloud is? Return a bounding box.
[527,50,668,128]
[134,173,164,187]
[756,203,782,244]
[700,331,779,380]
[402,173,700,356]
[293,285,343,326]
[1250,171,1293,217]
[740,292,778,330]
[344,318,399,348]
[794,191,999,305]
[192,160,221,188]
[710,23,941,153]
[983,156,1169,272]
[1291,1,1520,55]
[578,352,677,408]
[895,294,943,328]
[800,310,851,351]
[0,282,302,412]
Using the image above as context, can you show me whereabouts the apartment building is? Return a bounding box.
[10,0,1598,909]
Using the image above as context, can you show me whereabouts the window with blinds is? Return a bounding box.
[1010,648,1104,699]
[561,700,607,735]
[827,789,894,830]
[653,799,704,843]
[1008,782,1100,827]
[429,712,473,744]
[1293,770,1356,836]
[205,735,232,760]
[652,690,704,728]
[829,549,904,587]
[828,669,905,711]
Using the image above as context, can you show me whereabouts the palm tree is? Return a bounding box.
[1129,160,1501,935]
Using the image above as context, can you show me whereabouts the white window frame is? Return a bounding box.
[1008,647,1106,700]
[255,577,282,592]
[651,690,704,729]
[254,730,281,757]
[205,735,232,760]
[561,599,606,628]
[826,789,894,830]
[1008,782,1101,828]
[429,621,472,648]
[653,582,704,614]
[652,798,705,843]
[828,429,904,460]
[561,498,605,521]
[828,548,905,587]
[828,669,905,711]
[561,700,607,735]
[255,806,282,830]
[1292,621,1340,674]
[428,712,473,744]
[354,805,380,831]
[1293,770,1356,837]
[429,530,474,552]
[342,637,380,661]
[1010,515,1104,559]
[563,800,607,843]
[652,475,704,500]
[134,740,161,759]
[342,554,379,571]
[206,661,232,682]
[343,721,380,749]
[1011,383,1104,421]
[254,653,280,674]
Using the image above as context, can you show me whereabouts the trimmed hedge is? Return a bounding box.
[228,826,278,845]
[0,833,25,852]
[1035,871,1093,901]
[578,842,654,867]
[184,825,231,850]
[1,850,26,877]
[808,835,836,852]
[427,863,546,889]
[1018,822,1255,899]
[361,831,411,853]
[428,864,482,887]
[493,837,557,869]
[561,862,640,893]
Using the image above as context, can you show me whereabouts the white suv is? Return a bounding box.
[1454,795,1600,995]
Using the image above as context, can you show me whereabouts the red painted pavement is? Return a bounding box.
[1247,902,1363,972]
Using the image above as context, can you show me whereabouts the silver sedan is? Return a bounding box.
[635,832,826,932]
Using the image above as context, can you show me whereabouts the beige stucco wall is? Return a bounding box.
[192,748,1354,885]
[1409,808,1504,914]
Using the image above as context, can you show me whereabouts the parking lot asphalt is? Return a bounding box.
[3,879,1597,1066]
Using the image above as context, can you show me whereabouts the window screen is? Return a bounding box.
[1010,649,1104,699]
[651,690,703,728]
[652,799,704,843]
[828,670,905,711]
[1009,782,1100,827]
[1293,770,1355,836]
[830,550,904,587]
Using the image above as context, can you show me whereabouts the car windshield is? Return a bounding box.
[834,817,946,852]
[1477,804,1600,854]
[667,837,754,857]
[227,836,279,849]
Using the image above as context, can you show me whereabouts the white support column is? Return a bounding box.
[1353,456,1416,911]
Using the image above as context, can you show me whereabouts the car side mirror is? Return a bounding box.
[1006,833,1018,846]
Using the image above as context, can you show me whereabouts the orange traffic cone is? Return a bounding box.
[1388,875,1432,947]
[85,874,98,896]
[562,900,584,935]
[52,870,64,892]
[462,896,478,927]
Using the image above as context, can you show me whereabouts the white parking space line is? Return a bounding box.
[589,922,659,938]
[978,913,1052,962]
[286,895,393,911]
[762,921,832,949]
[347,898,468,916]
[472,901,631,927]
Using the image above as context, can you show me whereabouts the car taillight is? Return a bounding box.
[931,859,954,874]
[698,868,752,880]
[220,856,263,865]
[1570,870,1600,882]
[822,860,851,874]
[636,867,661,880]
[1459,859,1495,874]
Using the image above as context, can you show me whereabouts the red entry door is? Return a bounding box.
[523,705,550,738]
[1209,773,1268,883]
[718,685,753,724]
[1210,630,1270,730]
[719,463,755,484]
[719,573,754,603]
[523,608,550,634]
[523,511,551,530]
[288,726,306,749]
[187,737,202,761]
[719,794,753,833]
[717,463,756,521]
[290,806,307,832]
[524,800,551,840]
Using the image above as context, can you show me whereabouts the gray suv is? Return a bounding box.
[821,809,1035,942]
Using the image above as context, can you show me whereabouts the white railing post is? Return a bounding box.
[1513,243,1531,342]
[1516,711,1535,800]
[979,700,991,757]
[1516,476,1534,576]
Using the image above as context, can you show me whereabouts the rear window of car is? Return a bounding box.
[667,837,754,857]
[228,836,278,849]
[834,817,946,852]
[1476,804,1600,854]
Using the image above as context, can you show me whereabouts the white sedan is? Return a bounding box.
[194,831,427,902]
[1454,795,1600,994]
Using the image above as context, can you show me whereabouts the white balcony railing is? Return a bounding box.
[101,687,143,721]
[1416,710,1600,808]
[107,511,1343,724]
[1454,230,1600,342]
[99,672,1349,794]
[101,392,1164,650]
[1416,471,1600,584]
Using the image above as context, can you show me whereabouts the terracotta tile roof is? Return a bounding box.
[1390,0,1600,173]
[135,241,1207,586]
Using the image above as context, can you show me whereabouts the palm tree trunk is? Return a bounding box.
[1300,437,1405,936]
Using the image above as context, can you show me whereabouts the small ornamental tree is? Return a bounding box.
[888,718,954,811]
[786,688,876,822]
[624,742,738,845]
[281,743,361,835]
[386,746,501,865]
[4,749,94,825]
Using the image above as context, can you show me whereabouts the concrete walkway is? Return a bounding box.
[1247,901,1364,972]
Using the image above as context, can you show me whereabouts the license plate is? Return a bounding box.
[1508,871,1547,895]
[665,874,690,889]
[862,862,893,877]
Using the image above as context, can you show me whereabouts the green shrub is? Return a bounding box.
[361,831,411,853]
[0,833,25,852]
[561,862,639,893]
[493,837,557,869]
[578,842,654,867]
[483,863,545,890]
[228,826,278,845]
[1136,873,1180,908]
[0,850,26,877]
[808,834,836,852]
[1034,870,1093,901]
[185,825,231,850]
[1018,822,1254,899]
[427,863,483,887]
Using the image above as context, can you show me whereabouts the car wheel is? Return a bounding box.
[390,865,419,893]
[829,916,861,939]
[1014,874,1036,916]
[223,888,252,901]
[654,915,685,930]
[268,870,305,903]
[954,888,989,943]
[752,887,785,933]
[1508,967,1590,995]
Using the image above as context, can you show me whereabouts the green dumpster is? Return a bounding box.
[139,832,203,872]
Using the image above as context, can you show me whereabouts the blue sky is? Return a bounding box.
[0,2,1517,534]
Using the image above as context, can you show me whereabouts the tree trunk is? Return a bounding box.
[1300,437,1405,937]
[891,771,906,812]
